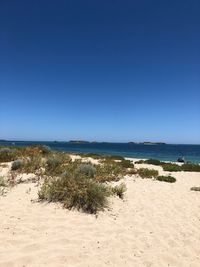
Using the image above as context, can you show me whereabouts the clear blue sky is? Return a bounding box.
[0,0,199,144]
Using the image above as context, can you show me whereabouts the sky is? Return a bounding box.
[0,0,200,144]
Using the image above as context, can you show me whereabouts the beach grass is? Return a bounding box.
[156,175,176,183]
[136,168,159,179]
[136,158,200,172]
[191,186,200,192]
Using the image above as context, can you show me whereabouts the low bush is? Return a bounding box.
[45,157,63,176]
[119,160,134,168]
[145,159,163,165]
[106,155,125,161]
[11,160,24,171]
[126,168,137,175]
[137,160,200,173]
[0,148,18,162]
[190,186,200,191]
[162,164,182,172]
[182,164,200,172]
[41,145,51,154]
[45,152,71,175]
[75,163,96,178]
[137,168,159,178]
[111,183,126,199]
[135,158,162,165]
[0,176,6,186]
[135,160,145,164]
[46,157,61,170]
[96,162,125,182]
[135,158,164,165]
[38,175,111,213]
[22,155,43,174]
[156,175,176,183]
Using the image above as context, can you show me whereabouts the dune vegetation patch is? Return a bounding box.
[0,145,128,213]
[0,148,18,162]
[38,175,111,214]
[136,168,159,179]
[110,183,126,199]
[135,158,200,172]
[190,186,200,192]
[3,145,199,213]
[156,175,176,183]
[0,176,6,187]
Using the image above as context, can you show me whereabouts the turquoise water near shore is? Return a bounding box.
[1,141,200,163]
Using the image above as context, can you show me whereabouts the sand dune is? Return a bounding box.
[0,161,200,267]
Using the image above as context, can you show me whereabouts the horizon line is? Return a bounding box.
[0,139,199,146]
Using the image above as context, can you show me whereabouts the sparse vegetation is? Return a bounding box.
[111,183,126,199]
[135,158,200,172]
[106,155,125,161]
[0,148,18,162]
[162,163,182,172]
[2,144,200,214]
[182,164,200,172]
[41,145,51,154]
[119,159,134,168]
[75,163,96,178]
[22,155,44,174]
[156,175,176,183]
[137,168,159,178]
[38,175,111,214]
[190,186,200,191]
[135,158,163,165]
[0,176,6,186]
[95,161,125,182]
[11,160,24,171]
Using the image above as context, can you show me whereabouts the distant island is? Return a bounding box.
[69,140,90,144]
[142,142,166,145]
[128,141,166,145]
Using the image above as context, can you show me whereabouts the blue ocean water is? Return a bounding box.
[0,141,200,163]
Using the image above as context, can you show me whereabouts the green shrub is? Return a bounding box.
[0,148,18,162]
[45,155,71,176]
[137,168,159,178]
[134,159,199,173]
[106,155,125,161]
[96,162,125,182]
[22,155,43,174]
[75,163,96,178]
[145,159,163,165]
[0,176,6,186]
[135,159,163,165]
[46,157,61,171]
[71,181,110,213]
[126,168,137,175]
[182,164,200,172]
[38,175,111,214]
[162,163,182,172]
[41,145,51,154]
[119,160,134,168]
[135,160,145,164]
[191,186,200,191]
[111,183,126,199]
[156,175,176,183]
[11,160,24,171]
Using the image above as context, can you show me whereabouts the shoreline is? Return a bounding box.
[1,142,200,163]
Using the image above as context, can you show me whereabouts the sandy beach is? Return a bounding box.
[0,157,200,267]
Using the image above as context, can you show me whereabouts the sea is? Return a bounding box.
[0,141,200,163]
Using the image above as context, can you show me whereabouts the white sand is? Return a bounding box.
[0,160,200,267]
